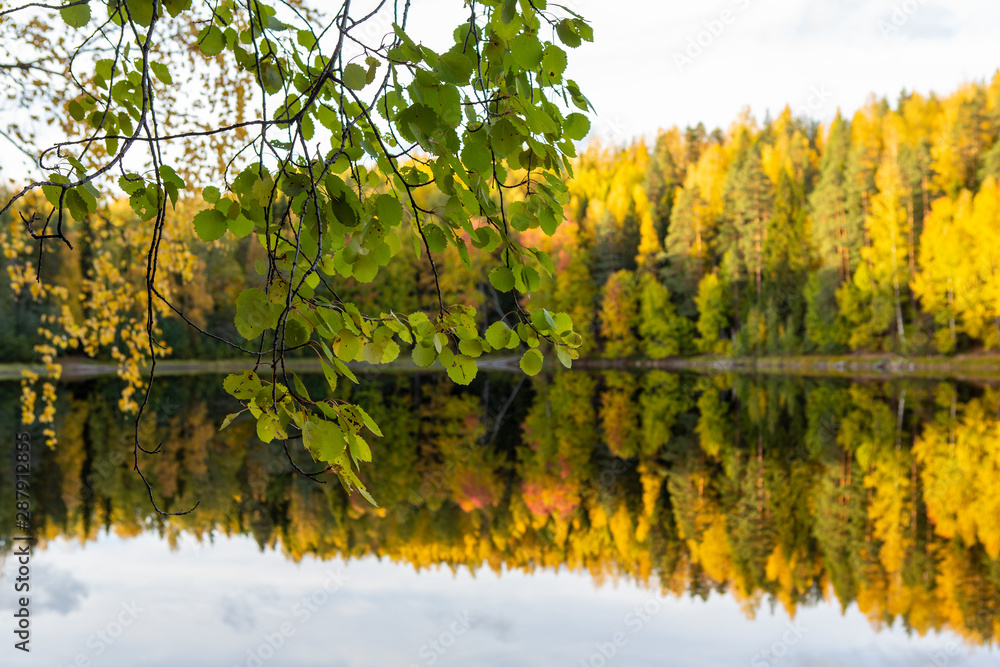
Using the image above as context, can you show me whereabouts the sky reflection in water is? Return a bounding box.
[1,532,997,667]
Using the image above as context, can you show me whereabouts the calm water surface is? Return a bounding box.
[1,371,998,666]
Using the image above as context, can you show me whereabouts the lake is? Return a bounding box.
[1,370,998,666]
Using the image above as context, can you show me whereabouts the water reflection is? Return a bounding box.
[1,371,999,648]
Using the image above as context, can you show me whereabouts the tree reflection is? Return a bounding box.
[1,372,998,646]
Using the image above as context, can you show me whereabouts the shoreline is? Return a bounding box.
[3,352,1000,382]
[576,353,1000,382]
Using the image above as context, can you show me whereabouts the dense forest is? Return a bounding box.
[8,75,1000,480]
[0,75,1000,374]
[6,76,1000,368]
[1,372,998,646]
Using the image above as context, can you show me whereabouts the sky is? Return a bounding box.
[5,0,1000,178]
[545,0,1000,144]
[2,533,997,667]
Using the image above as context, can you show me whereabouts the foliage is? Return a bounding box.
[598,268,638,358]
[694,272,729,354]
[0,0,594,507]
[638,272,692,359]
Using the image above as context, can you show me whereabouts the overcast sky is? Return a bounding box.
[4,0,999,178]
[542,0,1000,143]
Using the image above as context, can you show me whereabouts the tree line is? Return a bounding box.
[552,74,1000,358]
[5,75,1000,368]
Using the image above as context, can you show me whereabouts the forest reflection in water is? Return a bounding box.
[1,370,999,649]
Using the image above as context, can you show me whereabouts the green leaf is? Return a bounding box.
[162,0,191,17]
[256,414,278,442]
[542,45,568,78]
[343,63,368,90]
[297,29,317,49]
[219,412,241,430]
[149,61,172,84]
[118,174,143,195]
[444,353,477,385]
[423,224,447,253]
[234,288,276,339]
[485,321,512,349]
[348,433,372,464]
[376,194,403,227]
[489,266,515,292]
[564,113,590,141]
[500,0,517,24]
[519,349,544,376]
[284,315,312,348]
[538,205,559,235]
[65,190,89,221]
[411,343,436,368]
[193,208,228,241]
[261,64,283,93]
[458,338,482,357]
[321,360,338,393]
[556,19,581,48]
[60,0,91,28]
[303,416,346,462]
[198,26,226,57]
[201,185,220,203]
[552,311,573,333]
[510,34,543,70]
[118,0,154,25]
[461,141,492,174]
[68,100,85,121]
[355,405,383,437]
[489,118,522,157]
[556,346,573,369]
[354,483,378,507]
[42,173,69,206]
[434,51,473,85]
[292,374,311,402]
[229,214,254,238]
[223,370,262,399]
[333,330,361,361]
[543,309,558,331]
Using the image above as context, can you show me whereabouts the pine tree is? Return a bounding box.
[644,128,685,245]
[726,147,774,301]
[810,113,855,282]
[762,170,812,354]
[695,272,730,354]
[638,273,694,358]
[599,269,639,358]
[662,185,709,314]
